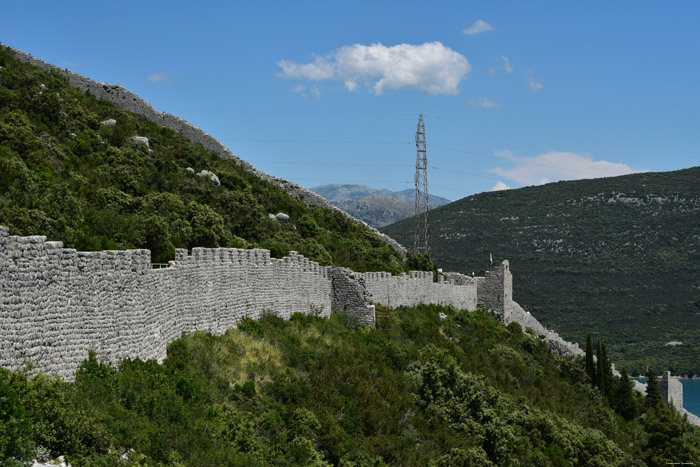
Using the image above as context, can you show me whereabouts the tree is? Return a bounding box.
[596,340,605,394]
[645,368,662,409]
[612,368,637,421]
[644,399,700,465]
[585,334,595,385]
[601,342,614,399]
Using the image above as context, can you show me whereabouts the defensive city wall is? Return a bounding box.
[0,225,584,380]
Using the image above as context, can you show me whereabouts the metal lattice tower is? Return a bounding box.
[414,114,429,254]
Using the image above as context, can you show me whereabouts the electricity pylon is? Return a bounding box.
[414,114,429,254]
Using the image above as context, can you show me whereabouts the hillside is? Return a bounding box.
[0,45,408,274]
[382,167,700,375]
[3,305,697,465]
[311,184,451,227]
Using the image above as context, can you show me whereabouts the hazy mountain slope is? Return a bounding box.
[333,196,416,228]
[311,184,451,227]
[311,184,394,202]
[382,167,700,375]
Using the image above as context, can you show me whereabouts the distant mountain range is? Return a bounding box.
[382,167,700,375]
[311,184,451,228]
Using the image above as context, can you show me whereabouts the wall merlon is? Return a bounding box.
[0,226,353,379]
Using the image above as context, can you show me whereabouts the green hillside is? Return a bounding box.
[382,168,700,375]
[3,305,698,465]
[0,45,407,273]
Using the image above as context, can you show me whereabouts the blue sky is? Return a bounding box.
[3,1,699,200]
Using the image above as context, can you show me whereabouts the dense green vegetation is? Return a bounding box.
[383,168,700,374]
[0,46,407,273]
[2,305,698,465]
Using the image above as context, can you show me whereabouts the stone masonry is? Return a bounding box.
[360,270,477,311]
[331,268,376,327]
[4,226,695,424]
[0,225,517,379]
[0,226,340,379]
[660,371,683,411]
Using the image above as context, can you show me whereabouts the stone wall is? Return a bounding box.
[476,260,513,322]
[360,270,477,311]
[331,268,375,327]
[660,371,684,411]
[0,226,338,380]
[0,42,406,257]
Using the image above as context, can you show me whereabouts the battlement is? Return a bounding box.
[0,226,521,379]
[360,269,479,311]
[0,227,337,379]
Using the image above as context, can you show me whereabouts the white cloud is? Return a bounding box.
[490,181,511,191]
[147,72,171,83]
[344,79,358,91]
[488,67,496,77]
[292,84,307,97]
[501,55,514,73]
[463,20,494,35]
[468,97,502,109]
[489,151,643,186]
[525,75,543,92]
[311,84,322,99]
[277,42,471,95]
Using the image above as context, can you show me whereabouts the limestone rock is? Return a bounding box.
[132,136,150,150]
[100,118,117,126]
[197,170,220,186]
[275,213,290,223]
[186,167,195,173]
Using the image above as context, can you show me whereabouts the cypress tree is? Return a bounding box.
[646,367,662,409]
[601,342,614,399]
[585,334,595,385]
[613,368,637,421]
[596,340,605,394]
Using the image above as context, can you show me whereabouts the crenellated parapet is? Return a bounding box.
[0,227,340,379]
[0,225,585,382]
[360,270,477,311]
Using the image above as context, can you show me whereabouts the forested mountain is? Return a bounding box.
[383,167,700,375]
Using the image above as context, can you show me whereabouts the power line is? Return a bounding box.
[247,160,411,168]
[230,139,610,178]
[247,159,511,183]
[220,138,412,145]
[292,178,413,184]
[428,144,611,177]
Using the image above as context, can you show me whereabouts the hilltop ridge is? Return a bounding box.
[0,42,406,257]
[0,44,412,273]
[383,166,700,374]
